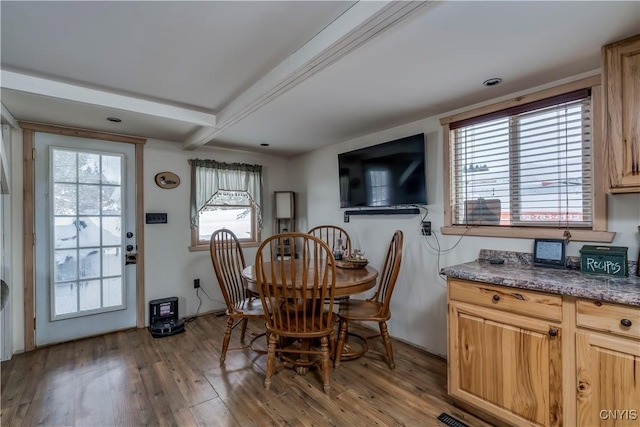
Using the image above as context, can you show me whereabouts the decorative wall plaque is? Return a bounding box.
[154,172,180,189]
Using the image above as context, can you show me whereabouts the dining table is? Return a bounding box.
[241,258,378,372]
[241,259,378,298]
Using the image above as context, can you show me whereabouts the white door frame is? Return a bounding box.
[21,122,145,351]
[1,124,13,360]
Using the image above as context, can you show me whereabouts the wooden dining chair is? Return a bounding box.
[209,229,266,366]
[308,225,352,258]
[255,232,337,394]
[334,230,404,370]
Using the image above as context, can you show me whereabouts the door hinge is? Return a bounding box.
[33,317,36,329]
[33,233,36,246]
[32,148,35,160]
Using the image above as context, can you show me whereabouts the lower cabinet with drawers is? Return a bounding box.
[575,299,640,426]
[448,278,640,427]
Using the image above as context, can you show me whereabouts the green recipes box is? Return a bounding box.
[579,245,628,277]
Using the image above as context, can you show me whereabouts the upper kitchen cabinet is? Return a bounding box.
[603,34,640,193]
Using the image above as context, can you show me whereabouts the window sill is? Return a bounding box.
[189,241,261,252]
[440,226,615,243]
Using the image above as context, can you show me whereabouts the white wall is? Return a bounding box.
[143,140,290,323]
[289,75,640,358]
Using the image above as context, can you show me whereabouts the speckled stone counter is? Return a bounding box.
[441,249,640,307]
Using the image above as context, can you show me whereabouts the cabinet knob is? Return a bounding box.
[548,329,558,337]
[492,295,500,302]
[620,318,632,327]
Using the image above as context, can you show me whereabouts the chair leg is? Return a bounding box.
[220,316,234,366]
[240,318,248,342]
[334,318,348,369]
[329,329,335,360]
[264,333,277,390]
[379,321,395,370]
[321,336,331,395]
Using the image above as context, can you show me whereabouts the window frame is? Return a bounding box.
[439,75,614,242]
[190,196,260,250]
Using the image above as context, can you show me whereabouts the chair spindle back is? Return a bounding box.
[371,230,403,317]
[256,232,336,335]
[308,225,352,257]
[210,229,248,312]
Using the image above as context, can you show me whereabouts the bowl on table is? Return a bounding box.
[334,257,369,269]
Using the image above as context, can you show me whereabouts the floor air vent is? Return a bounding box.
[437,413,469,427]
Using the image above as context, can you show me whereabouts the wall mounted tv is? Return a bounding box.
[338,133,427,208]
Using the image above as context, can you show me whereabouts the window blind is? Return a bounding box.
[450,90,592,228]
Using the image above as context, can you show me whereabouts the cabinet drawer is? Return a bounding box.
[448,279,563,321]
[577,299,640,340]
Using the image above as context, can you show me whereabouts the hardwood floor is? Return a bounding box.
[1,313,493,426]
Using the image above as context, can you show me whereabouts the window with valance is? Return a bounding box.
[190,159,263,248]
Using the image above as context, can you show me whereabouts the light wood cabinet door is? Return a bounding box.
[449,301,563,427]
[576,331,640,426]
[604,34,640,192]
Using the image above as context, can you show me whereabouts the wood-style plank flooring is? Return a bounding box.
[1,313,493,426]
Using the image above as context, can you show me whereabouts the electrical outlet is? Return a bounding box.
[193,279,200,289]
[421,221,431,236]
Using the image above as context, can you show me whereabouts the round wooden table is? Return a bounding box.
[241,259,378,297]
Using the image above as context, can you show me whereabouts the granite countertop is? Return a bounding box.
[441,249,640,307]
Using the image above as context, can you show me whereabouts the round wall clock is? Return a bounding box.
[154,172,180,189]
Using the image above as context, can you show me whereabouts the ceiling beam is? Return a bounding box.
[1,70,216,127]
[1,102,18,128]
[182,0,431,150]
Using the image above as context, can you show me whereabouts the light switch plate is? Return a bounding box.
[146,213,167,224]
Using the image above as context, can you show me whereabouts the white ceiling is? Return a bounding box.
[2,1,639,157]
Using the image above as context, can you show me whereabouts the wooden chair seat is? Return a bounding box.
[338,299,386,321]
[228,297,266,317]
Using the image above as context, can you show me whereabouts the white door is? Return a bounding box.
[34,133,136,346]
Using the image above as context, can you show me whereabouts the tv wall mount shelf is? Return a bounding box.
[343,207,419,222]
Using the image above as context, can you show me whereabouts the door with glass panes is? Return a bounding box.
[34,133,136,346]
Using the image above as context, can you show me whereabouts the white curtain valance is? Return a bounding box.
[190,159,263,229]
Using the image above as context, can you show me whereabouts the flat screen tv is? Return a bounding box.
[338,133,427,208]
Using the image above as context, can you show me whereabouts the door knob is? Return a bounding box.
[126,244,134,252]
[126,232,134,238]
